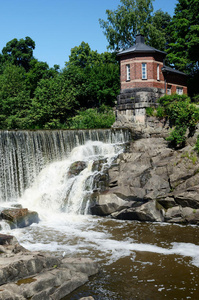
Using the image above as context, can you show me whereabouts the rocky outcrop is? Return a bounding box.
[68,161,87,178]
[0,207,39,229]
[111,200,164,222]
[91,125,199,225]
[0,234,98,300]
[90,193,132,216]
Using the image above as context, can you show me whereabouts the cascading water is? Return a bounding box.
[19,140,125,216]
[1,129,199,300]
[0,129,129,203]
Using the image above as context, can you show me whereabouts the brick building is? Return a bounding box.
[116,34,187,123]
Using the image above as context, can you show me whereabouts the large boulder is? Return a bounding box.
[164,205,199,224]
[1,208,39,229]
[173,186,199,209]
[90,192,132,216]
[68,161,87,178]
[0,234,98,300]
[111,200,164,222]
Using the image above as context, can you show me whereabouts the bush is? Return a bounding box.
[192,94,199,103]
[145,107,155,116]
[156,106,165,118]
[158,95,199,148]
[68,105,115,129]
[195,135,199,155]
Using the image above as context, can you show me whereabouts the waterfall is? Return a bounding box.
[0,129,130,213]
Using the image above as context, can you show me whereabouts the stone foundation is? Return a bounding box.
[116,87,165,124]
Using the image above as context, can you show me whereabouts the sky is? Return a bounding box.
[0,0,177,69]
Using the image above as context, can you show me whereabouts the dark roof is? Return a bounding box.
[117,34,166,57]
[162,65,187,76]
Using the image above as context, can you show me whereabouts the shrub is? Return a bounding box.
[158,95,199,148]
[68,105,115,129]
[192,94,199,103]
[195,135,199,155]
[145,107,155,116]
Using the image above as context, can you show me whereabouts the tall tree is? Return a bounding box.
[1,36,35,72]
[166,0,199,96]
[0,64,31,128]
[148,10,171,50]
[166,0,199,72]
[64,42,119,108]
[26,59,59,98]
[27,75,78,129]
[99,0,170,51]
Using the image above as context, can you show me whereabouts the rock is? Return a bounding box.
[112,200,164,222]
[0,233,18,246]
[1,208,39,229]
[157,197,176,209]
[90,192,132,216]
[94,132,199,225]
[92,158,108,172]
[185,209,199,225]
[164,206,197,224]
[68,161,87,178]
[174,186,199,209]
[0,234,98,300]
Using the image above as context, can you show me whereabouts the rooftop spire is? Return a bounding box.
[136,34,145,44]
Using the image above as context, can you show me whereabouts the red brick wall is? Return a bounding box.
[165,73,187,94]
[120,54,165,90]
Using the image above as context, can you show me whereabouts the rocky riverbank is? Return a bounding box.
[90,117,199,225]
[0,234,98,300]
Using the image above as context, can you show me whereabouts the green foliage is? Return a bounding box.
[156,106,165,118]
[145,106,155,116]
[0,37,119,130]
[166,0,199,96]
[0,64,31,129]
[195,136,199,155]
[68,106,115,129]
[158,94,199,148]
[64,42,119,108]
[26,76,78,129]
[1,37,35,72]
[99,0,171,51]
[181,151,197,164]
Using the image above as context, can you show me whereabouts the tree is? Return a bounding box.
[0,64,31,128]
[26,59,59,98]
[64,42,119,108]
[27,75,78,129]
[1,36,35,71]
[99,0,171,51]
[148,10,172,50]
[166,0,199,72]
[166,0,199,96]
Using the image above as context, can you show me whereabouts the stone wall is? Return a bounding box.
[116,87,165,123]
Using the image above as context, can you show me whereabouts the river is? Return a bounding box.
[0,130,199,299]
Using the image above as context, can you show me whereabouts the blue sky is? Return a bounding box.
[0,0,177,69]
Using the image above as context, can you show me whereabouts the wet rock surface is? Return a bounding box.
[68,161,87,178]
[0,208,39,229]
[0,234,98,300]
[91,121,199,225]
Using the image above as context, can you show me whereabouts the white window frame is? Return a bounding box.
[157,64,160,81]
[142,63,147,80]
[176,87,183,95]
[126,64,130,81]
[167,87,171,95]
